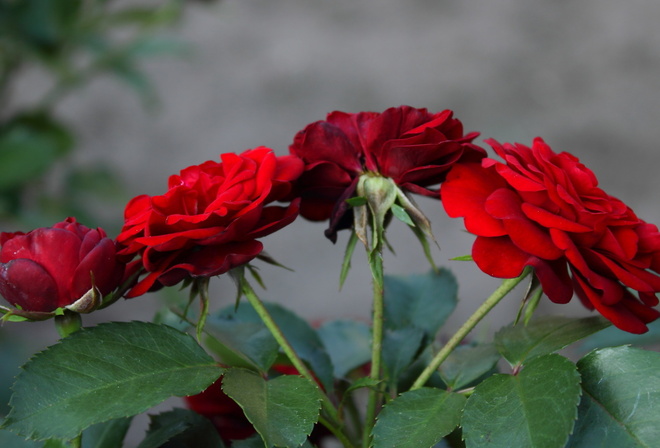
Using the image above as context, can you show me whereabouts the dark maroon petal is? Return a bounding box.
[290,121,362,173]
[0,259,58,312]
[72,238,124,302]
[530,259,573,304]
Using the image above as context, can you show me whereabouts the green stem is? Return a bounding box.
[410,268,532,390]
[240,277,355,447]
[319,415,356,448]
[55,310,83,339]
[196,277,211,342]
[362,250,385,448]
[54,312,83,448]
[70,434,82,448]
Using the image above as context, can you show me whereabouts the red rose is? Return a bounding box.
[441,137,660,333]
[0,217,125,313]
[117,147,303,298]
[289,105,486,241]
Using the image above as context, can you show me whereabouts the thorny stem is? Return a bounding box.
[362,248,385,448]
[410,267,532,390]
[240,276,357,448]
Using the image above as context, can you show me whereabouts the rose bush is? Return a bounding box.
[116,147,303,298]
[0,217,124,313]
[441,137,660,333]
[289,105,486,240]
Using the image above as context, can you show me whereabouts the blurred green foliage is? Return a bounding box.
[0,0,205,231]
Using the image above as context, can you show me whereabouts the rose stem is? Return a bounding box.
[362,243,386,448]
[54,311,84,448]
[240,277,356,448]
[410,267,532,391]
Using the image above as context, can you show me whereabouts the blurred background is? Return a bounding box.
[1,0,660,439]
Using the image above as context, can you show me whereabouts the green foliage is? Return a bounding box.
[372,388,466,448]
[495,315,611,366]
[0,428,42,448]
[316,320,371,378]
[567,346,660,447]
[461,354,581,448]
[0,0,195,226]
[222,368,322,448]
[0,113,72,192]
[438,343,500,391]
[137,408,225,448]
[82,417,132,448]
[1,322,223,441]
[383,268,458,337]
[214,303,334,391]
[382,327,425,385]
[204,318,280,373]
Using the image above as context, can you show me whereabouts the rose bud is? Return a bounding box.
[0,217,125,314]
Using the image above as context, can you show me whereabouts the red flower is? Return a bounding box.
[0,218,125,313]
[289,106,486,241]
[441,137,660,333]
[116,148,303,298]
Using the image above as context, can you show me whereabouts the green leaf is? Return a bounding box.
[0,428,42,448]
[438,343,500,391]
[579,318,660,352]
[205,309,280,373]
[495,315,611,366]
[461,354,581,448]
[137,408,225,448]
[214,303,334,391]
[231,434,314,448]
[316,320,371,378]
[82,417,132,448]
[382,327,425,385]
[205,325,278,373]
[344,377,382,395]
[383,269,458,338]
[391,203,414,226]
[345,196,367,207]
[0,113,73,190]
[339,232,359,289]
[42,440,67,448]
[231,435,264,448]
[373,388,466,448]
[1,322,223,440]
[450,255,473,261]
[567,346,660,447]
[222,368,321,448]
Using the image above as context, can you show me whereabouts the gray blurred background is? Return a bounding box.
[3,0,660,443]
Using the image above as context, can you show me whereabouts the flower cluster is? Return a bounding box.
[1,106,659,334]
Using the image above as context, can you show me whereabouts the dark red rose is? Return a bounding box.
[0,217,125,313]
[289,105,486,241]
[441,137,660,333]
[117,147,303,298]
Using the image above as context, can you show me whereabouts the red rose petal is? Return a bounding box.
[472,236,533,278]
